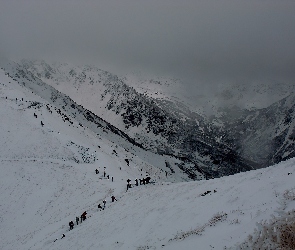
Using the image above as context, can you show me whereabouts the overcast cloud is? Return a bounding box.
[1,0,295,88]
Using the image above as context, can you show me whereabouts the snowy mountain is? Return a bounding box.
[217,93,295,167]
[0,66,295,249]
[0,62,202,182]
[1,59,294,178]
[1,60,257,178]
[122,72,294,116]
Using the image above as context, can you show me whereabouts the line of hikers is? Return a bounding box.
[126,176,151,191]
[69,211,87,230]
[61,166,155,238]
[95,168,114,182]
[67,169,153,231]
[97,195,117,210]
[68,195,118,231]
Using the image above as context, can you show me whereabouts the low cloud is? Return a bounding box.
[1,0,295,90]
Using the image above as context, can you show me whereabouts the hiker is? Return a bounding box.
[103,200,106,208]
[135,178,138,186]
[126,179,131,191]
[69,221,74,230]
[61,234,65,239]
[82,211,87,221]
[125,159,129,166]
[98,204,102,210]
[107,175,109,179]
[145,176,151,184]
[80,214,83,223]
[76,216,79,225]
[104,171,106,177]
[139,178,142,185]
[142,178,146,185]
[111,176,114,182]
[95,169,99,174]
[126,179,131,192]
[111,195,117,202]
[41,121,44,127]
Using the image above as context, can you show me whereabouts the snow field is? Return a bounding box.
[1,68,295,249]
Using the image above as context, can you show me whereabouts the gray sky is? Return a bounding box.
[1,0,295,87]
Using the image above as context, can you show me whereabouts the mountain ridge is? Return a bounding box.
[2,59,294,177]
[1,61,295,250]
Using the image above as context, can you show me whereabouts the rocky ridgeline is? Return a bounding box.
[2,60,294,178]
[218,93,295,167]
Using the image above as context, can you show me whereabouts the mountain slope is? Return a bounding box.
[0,63,295,250]
[6,60,257,177]
[219,93,295,167]
[2,59,294,178]
[2,61,204,180]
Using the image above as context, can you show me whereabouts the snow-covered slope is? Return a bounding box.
[1,63,295,250]
[218,93,295,167]
[1,61,206,180]
[2,59,295,178]
[2,60,257,178]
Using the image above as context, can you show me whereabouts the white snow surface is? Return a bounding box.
[0,68,295,250]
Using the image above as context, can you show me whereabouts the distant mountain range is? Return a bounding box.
[1,59,294,178]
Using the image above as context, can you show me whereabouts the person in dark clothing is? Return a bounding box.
[103,200,106,208]
[139,178,142,185]
[111,176,114,182]
[142,178,146,185]
[82,211,87,221]
[126,179,131,191]
[69,221,74,230]
[41,121,44,127]
[145,176,151,184]
[103,171,106,177]
[135,179,138,186]
[76,216,79,225]
[80,214,83,223]
[98,204,102,209]
[95,169,99,174]
[125,159,129,166]
[111,195,117,202]
[61,234,65,239]
[107,175,109,179]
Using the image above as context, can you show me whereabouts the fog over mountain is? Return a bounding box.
[1,0,295,103]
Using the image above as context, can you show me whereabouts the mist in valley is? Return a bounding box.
[1,1,295,113]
